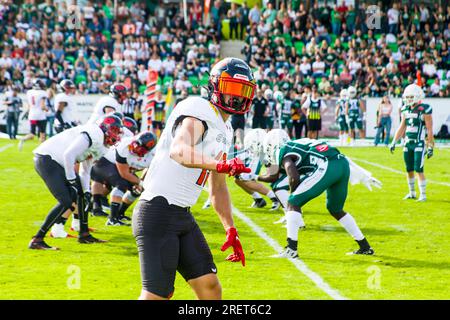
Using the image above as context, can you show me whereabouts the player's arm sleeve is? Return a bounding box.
[115,149,128,164]
[63,133,91,181]
[79,158,93,192]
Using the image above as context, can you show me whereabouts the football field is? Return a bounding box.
[1,139,449,300]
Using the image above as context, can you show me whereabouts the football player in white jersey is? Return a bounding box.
[235,128,281,209]
[28,115,123,250]
[18,79,49,150]
[90,131,156,226]
[133,58,255,300]
[86,114,139,216]
[87,83,128,124]
[54,79,78,133]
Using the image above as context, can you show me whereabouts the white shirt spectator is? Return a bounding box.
[249,7,261,24]
[312,60,325,73]
[348,59,362,75]
[137,68,148,84]
[0,56,12,69]
[175,79,192,92]
[162,58,176,75]
[300,62,311,75]
[422,62,437,77]
[148,57,162,72]
[387,8,399,25]
[13,37,28,49]
[171,40,183,53]
[420,6,429,22]
[26,28,40,42]
[83,5,95,20]
[430,81,441,95]
[186,48,198,64]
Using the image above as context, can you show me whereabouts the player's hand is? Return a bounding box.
[363,177,383,191]
[389,143,396,154]
[83,192,92,212]
[221,227,245,266]
[68,178,83,196]
[216,158,251,177]
[426,147,433,159]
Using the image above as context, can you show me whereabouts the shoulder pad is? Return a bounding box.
[80,124,104,147]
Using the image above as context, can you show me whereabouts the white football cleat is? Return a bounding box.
[202,198,211,209]
[271,247,298,259]
[50,223,69,238]
[273,216,287,224]
[417,195,426,202]
[403,193,416,200]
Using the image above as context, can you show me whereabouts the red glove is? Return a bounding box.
[221,227,245,266]
[216,158,251,177]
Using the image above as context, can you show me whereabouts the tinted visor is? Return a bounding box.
[218,77,255,100]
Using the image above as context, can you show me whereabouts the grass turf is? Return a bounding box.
[0,139,449,299]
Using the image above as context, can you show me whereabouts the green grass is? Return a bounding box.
[0,140,449,299]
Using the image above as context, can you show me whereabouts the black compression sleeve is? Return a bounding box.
[55,110,65,124]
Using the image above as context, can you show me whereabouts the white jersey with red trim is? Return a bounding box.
[87,96,121,124]
[103,136,155,171]
[33,124,106,167]
[54,92,77,125]
[26,89,48,121]
[140,96,233,207]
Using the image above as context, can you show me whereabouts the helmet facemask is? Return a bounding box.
[211,76,256,115]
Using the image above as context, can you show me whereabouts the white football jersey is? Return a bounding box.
[27,89,48,121]
[141,97,233,207]
[54,92,76,125]
[33,124,106,167]
[103,136,155,170]
[87,96,121,124]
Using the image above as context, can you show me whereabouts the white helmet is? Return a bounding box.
[402,83,424,107]
[273,90,284,103]
[244,129,267,157]
[263,129,290,165]
[339,89,348,100]
[264,88,273,100]
[347,86,357,98]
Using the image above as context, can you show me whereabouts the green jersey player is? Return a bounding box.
[261,132,374,258]
[346,86,365,144]
[335,89,349,146]
[390,84,434,202]
[278,90,294,137]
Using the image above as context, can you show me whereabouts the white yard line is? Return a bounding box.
[232,206,349,300]
[352,157,450,187]
[0,144,13,153]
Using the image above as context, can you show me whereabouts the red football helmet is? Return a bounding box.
[123,117,138,135]
[99,115,123,146]
[109,83,128,104]
[129,131,157,157]
[208,58,256,115]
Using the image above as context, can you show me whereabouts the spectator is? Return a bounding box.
[374,95,393,146]
[248,2,261,25]
[238,1,250,40]
[228,2,238,40]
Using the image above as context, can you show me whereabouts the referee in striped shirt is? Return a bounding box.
[301,86,327,139]
[122,90,142,120]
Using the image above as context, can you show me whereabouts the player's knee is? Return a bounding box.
[329,209,346,220]
[111,187,125,199]
[203,276,222,296]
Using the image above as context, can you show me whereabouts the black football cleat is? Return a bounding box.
[91,208,109,217]
[28,237,59,250]
[347,248,375,255]
[106,218,130,226]
[251,198,267,208]
[118,215,132,221]
[78,234,108,244]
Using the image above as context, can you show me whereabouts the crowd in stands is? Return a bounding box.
[242,1,450,98]
[0,0,222,96]
[1,1,450,99]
